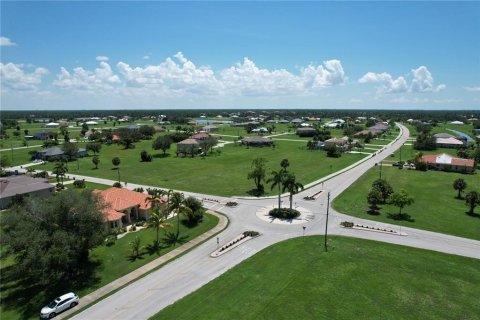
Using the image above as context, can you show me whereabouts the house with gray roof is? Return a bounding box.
[0,175,55,209]
[36,146,88,160]
[241,136,274,147]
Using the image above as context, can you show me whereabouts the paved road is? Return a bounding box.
[70,124,480,319]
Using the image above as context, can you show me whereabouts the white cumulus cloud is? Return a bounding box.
[358,66,445,94]
[410,66,445,92]
[51,52,346,97]
[464,86,480,92]
[0,36,17,46]
[0,63,48,91]
[53,61,120,91]
[358,72,408,93]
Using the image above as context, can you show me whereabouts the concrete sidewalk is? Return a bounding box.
[57,210,228,319]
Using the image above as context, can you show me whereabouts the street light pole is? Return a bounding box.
[324,192,330,252]
[302,226,306,241]
[379,161,383,180]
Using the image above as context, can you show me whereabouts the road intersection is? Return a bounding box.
[65,123,479,319]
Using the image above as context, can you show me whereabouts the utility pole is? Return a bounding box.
[302,226,306,241]
[399,145,402,162]
[379,161,383,180]
[324,192,330,252]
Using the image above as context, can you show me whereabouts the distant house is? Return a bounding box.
[450,121,464,125]
[0,175,55,209]
[436,137,464,148]
[434,133,455,139]
[251,127,268,134]
[241,136,274,147]
[45,122,60,128]
[324,136,350,150]
[278,119,289,124]
[36,146,87,160]
[85,121,98,125]
[296,127,317,137]
[203,125,218,132]
[33,131,51,140]
[126,125,140,130]
[421,153,475,173]
[290,118,303,124]
[111,134,121,142]
[190,132,211,141]
[176,138,201,157]
[94,188,165,229]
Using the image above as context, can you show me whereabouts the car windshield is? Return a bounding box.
[47,301,57,308]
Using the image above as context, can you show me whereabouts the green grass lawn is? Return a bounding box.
[153,236,480,320]
[0,213,219,320]
[333,166,480,240]
[31,140,365,196]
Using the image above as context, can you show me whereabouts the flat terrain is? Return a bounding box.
[333,166,480,240]
[36,140,365,196]
[0,213,219,320]
[153,236,480,320]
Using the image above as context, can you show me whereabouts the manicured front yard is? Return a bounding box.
[153,236,480,320]
[0,213,219,320]
[333,166,480,240]
[32,140,366,196]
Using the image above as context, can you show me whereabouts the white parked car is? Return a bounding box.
[40,292,79,318]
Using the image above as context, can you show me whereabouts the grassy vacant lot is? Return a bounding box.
[333,166,480,240]
[35,140,365,196]
[0,213,218,320]
[153,236,480,320]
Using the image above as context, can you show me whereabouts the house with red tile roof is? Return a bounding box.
[190,132,210,141]
[421,153,475,173]
[94,188,166,229]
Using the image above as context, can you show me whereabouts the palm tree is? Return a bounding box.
[453,179,467,199]
[52,161,68,185]
[282,173,304,210]
[465,191,479,215]
[169,192,192,238]
[267,170,286,209]
[145,208,172,247]
[280,159,290,172]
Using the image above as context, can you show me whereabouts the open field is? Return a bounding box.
[33,140,366,196]
[333,166,480,240]
[0,213,219,320]
[153,236,480,320]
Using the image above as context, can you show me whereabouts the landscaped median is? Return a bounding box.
[151,236,480,320]
[0,211,227,320]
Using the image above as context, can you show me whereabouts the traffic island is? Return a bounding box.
[210,231,260,258]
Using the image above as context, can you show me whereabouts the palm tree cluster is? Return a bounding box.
[267,159,304,210]
[145,189,203,248]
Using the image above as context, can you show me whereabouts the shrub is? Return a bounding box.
[130,225,137,232]
[340,221,354,228]
[135,220,145,227]
[113,182,122,188]
[133,187,144,193]
[105,234,117,246]
[140,150,153,162]
[268,208,300,219]
[243,231,260,237]
[73,179,86,188]
[226,201,238,207]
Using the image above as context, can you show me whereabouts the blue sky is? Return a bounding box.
[1,1,479,110]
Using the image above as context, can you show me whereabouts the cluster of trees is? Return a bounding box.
[413,124,436,151]
[247,158,304,209]
[453,179,480,215]
[0,190,106,285]
[367,179,414,219]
